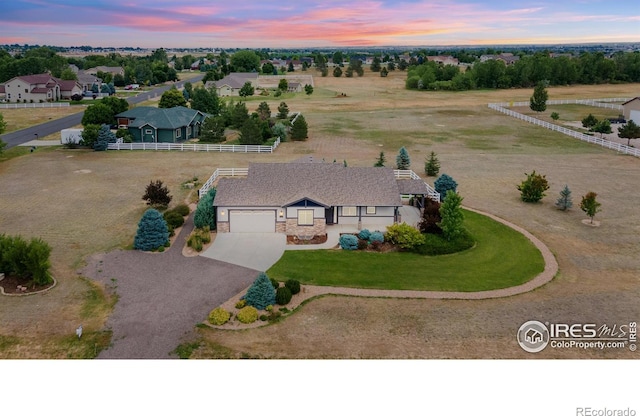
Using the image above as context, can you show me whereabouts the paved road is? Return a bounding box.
[0,74,204,149]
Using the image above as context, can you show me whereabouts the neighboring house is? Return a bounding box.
[76,71,102,92]
[1,73,81,102]
[208,73,259,96]
[115,106,207,143]
[84,66,125,77]
[215,160,435,236]
[622,97,640,124]
[427,56,460,66]
[479,53,520,65]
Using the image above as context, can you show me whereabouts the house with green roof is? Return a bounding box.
[115,106,207,143]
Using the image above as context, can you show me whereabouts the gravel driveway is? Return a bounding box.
[82,213,257,359]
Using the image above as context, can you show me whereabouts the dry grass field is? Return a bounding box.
[1,69,638,358]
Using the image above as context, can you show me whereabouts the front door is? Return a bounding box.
[325,207,335,225]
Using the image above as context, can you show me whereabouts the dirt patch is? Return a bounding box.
[0,274,55,295]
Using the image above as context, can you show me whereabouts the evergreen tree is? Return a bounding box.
[230,102,249,128]
[374,151,386,167]
[582,114,598,129]
[238,117,264,145]
[396,146,411,169]
[278,78,288,91]
[277,102,289,119]
[134,209,169,251]
[434,174,458,201]
[380,67,388,77]
[333,67,343,77]
[256,101,271,121]
[425,151,440,176]
[371,57,381,72]
[239,81,255,99]
[94,124,115,151]
[291,114,308,141]
[529,81,548,112]
[199,115,226,143]
[580,192,601,224]
[438,190,464,241]
[304,84,314,95]
[194,188,216,229]
[244,272,276,310]
[555,185,573,211]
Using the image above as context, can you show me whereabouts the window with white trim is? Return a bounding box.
[145,129,153,135]
[187,126,191,136]
[175,128,181,138]
[297,209,314,226]
[343,206,357,216]
[366,206,376,215]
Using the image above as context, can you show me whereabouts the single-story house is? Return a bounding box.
[207,72,259,96]
[1,73,82,102]
[215,160,435,236]
[622,97,640,124]
[115,106,207,143]
[84,66,125,77]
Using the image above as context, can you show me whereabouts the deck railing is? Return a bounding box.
[395,169,440,201]
[198,167,249,197]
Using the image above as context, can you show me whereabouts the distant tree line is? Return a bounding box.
[406,51,640,91]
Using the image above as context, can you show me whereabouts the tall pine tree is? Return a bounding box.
[194,188,217,229]
[291,114,308,141]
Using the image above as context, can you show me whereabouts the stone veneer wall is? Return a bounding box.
[217,222,229,233]
[285,218,326,237]
[276,222,286,233]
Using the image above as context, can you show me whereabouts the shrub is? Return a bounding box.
[237,306,258,324]
[267,311,282,321]
[259,314,268,321]
[244,272,276,310]
[275,286,292,305]
[134,209,169,251]
[385,223,425,251]
[418,198,442,234]
[285,279,301,295]
[439,190,465,241]
[357,239,369,250]
[0,234,53,286]
[358,229,371,240]
[371,240,383,251]
[270,277,280,289]
[142,180,172,207]
[186,226,210,252]
[415,228,475,255]
[235,299,246,309]
[163,211,185,229]
[517,170,549,203]
[369,231,384,243]
[173,204,190,217]
[339,234,358,250]
[208,307,230,325]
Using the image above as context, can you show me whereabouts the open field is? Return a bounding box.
[0,106,85,134]
[1,70,639,358]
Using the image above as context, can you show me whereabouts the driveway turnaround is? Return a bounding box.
[82,213,257,359]
[201,233,287,272]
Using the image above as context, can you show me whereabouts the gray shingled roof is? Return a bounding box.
[116,106,205,129]
[396,179,433,195]
[216,162,403,207]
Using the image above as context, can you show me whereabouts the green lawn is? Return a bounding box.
[267,210,544,292]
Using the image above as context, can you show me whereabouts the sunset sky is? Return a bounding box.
[1,0,639,48]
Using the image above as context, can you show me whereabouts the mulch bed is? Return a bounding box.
[287,234,328,245]
[0,274,54,295]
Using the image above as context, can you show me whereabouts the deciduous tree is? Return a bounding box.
[190,86,219,114]
[239,81,254,99]
[580,191,601,224]
[158,87,187,108]
[142,180,172,207]
[618,119,640,146]
[517,170,549,203]
[81,103,114,126]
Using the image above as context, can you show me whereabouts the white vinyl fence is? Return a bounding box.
[0,102,70,109]
[199,167,249,198]
[488,99,640,158]
[395,169,440,201]
[108,137,280,153]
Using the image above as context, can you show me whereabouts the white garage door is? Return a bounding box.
[229,210,275,233]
